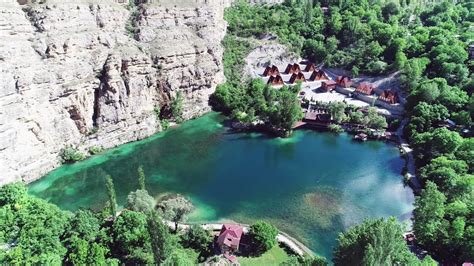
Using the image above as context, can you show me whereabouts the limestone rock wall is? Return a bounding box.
[0,0,228,184]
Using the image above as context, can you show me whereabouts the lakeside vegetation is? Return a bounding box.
[1,0,472,265]
[214,0,473,264]
[2,170,331,265]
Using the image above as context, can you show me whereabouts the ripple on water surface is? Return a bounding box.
[29,112,414,259]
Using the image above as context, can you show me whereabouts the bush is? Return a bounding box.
[249,221,279,254]
[328,124,344,134]
[153,107,161,123]
[60,146,86,163]
[89,146,104,155]
[161,119,170,130]
[170,92,184,123]
[126,189,155,213]
[180,225,212,261]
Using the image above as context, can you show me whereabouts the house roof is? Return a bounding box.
[309,69,328,81]
[289,72,306,83]
[217,224,243,248]
[285,63,301,74]
[336,76,352,86]
[323,80,337,86]
[267,75,284,85]
[378,89,398,104]
[356,82,375,95]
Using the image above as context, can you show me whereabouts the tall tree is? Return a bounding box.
[113,210,153,264]
[105,175,117,218]
[147,210,174,264]
[413,182,446,255]
[158,195,193,233]
[138,165,146,190]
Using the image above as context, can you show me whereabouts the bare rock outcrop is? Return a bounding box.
[0,0,229,184]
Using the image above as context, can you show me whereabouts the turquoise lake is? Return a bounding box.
[29,112,414,259]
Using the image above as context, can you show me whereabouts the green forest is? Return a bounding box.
[0,0,472,265]
[212,0,473,264]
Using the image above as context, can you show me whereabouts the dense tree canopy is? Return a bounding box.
[0,183,192,265]
[211,79,303,132]
[223,0,473,263]
[248,221,279,254]
[333,217,434,265]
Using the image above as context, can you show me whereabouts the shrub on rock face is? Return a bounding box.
[89,146,104,155]
[60,146,86,163]
[249,221,278,254]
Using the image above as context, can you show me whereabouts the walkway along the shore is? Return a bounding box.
[163,221,314,257]
[397,118,422,193]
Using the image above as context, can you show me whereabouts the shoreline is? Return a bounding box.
[162,220,315,258]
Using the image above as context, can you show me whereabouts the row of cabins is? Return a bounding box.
[267,70,329,86]
[263,63,399,105]
[354,82,399,104]
[322,78,399,105]
[265,63,330,86]
[263,63,319,77]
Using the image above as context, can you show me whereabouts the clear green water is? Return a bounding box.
[29,112,414,259]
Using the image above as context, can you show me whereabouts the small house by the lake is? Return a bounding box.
[217,224,243,253]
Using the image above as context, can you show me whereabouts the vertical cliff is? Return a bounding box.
[0,0,229,184]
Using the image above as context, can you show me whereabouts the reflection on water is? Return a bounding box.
[29,112,414,259]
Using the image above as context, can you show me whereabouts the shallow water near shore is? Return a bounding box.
[29,112,414,259]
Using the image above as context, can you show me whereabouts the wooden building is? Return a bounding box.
[289,72,306,84]
[321,80,337,91]
[284,63,301,74]
[355,82,375,95]
[267,75,284,86]
[304,63,317,72]
[378,90,398,104]
[262,65,280,77]
[303,109,331,128]
[309,69,329,81]
[336,76,353,88]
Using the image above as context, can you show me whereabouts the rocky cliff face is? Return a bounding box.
[0,0,229,184]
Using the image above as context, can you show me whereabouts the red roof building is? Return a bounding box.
[267,75,284,86]
[378,89,398,104]
[304,63,317,72]
[336,76,353,88]
[217,224,243,253]
[284,63,301,74]
[289,72,306,84]
[355,82,375,95]
[263,65,280,77]
[309,70,329,81]
[321,80,337,91]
